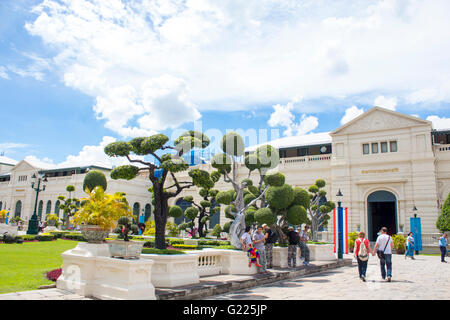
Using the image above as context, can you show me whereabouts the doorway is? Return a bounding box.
[367,190,397,241]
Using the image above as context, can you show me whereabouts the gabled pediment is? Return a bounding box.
[331,107,431,136]
[11,160,38,172]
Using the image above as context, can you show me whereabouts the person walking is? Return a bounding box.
[253,226,268,273]
[439,233,448,263]
[405,232,415,260]
[262,224,277,269]
[298,225,311,266]
[285,226,300,268]
[373,227,393,282]
[354,231,373,281]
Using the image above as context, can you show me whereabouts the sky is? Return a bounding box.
[1,0,450,168]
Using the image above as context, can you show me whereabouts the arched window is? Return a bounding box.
[144,204,151,222]
[46,200,52,215]
[174,198,192,225]
[133,203,140,224]
[55,200,61,216]
[0,201,2,210]
[15,200,22,218]
[38,200,43,220]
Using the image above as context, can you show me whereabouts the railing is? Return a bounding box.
[280,155,332,166]
[435,144,450,152]
[192,250,223,276]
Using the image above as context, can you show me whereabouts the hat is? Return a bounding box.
[262,223,268,228]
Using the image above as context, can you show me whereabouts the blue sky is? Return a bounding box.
[1,0,450,167]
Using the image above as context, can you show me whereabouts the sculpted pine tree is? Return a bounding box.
[175,169,222,237]
[104,131,210,249]
[305,179,335,241]
[211,132,280,248]
[58,185,80,227]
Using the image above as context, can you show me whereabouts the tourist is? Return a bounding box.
[263,223,277,269]
[298,225,311,266]
[372,227,393,282]
[354,231,373,281]
[247,243,263,268]
[284,226,300,268]
[439,233,448,263]
[38,220,44,233]
[253,226,267,273]
[405,232,415,260]
[240,226,253,252]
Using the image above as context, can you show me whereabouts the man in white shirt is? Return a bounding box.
[240,226,253,251]
[373,227,394,282]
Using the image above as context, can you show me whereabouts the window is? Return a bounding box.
[390,141,398,152]
[363,144,370,154]
[380,142,388,153]
[371,143,379,154]
[18,175,27,182]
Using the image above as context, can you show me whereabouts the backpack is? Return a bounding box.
[268,230,278,244]
[358,238,369,261]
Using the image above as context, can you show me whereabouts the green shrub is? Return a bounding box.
[169,238,185,245]
[62,233,87,241]
[83,170,107,193]
[348,231,359,252]
[264,172,285,187]
[169,205,183,218]
[214,245,236,250]
[35,235,54,241]
[48,231,70,239]
[19,235,37,241]
[436,193,450,232]
[171,244,198,250]
[265,184,294,209]
[254,207,276,225]
[141,248,186,255]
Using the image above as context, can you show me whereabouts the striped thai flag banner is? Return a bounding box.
[333,207,349,256]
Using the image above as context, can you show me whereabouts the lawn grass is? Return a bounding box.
[0,239,78,294]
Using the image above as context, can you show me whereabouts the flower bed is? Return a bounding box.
[46,268,62,281]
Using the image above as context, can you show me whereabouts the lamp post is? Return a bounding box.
[336,189,344,259]
[27,173,47,235]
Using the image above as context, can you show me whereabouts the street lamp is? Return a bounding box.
[336,189,344,259]
[27,172,48,235]
[412,205,420,255]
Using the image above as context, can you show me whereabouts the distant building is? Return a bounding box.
[0,160,152,224]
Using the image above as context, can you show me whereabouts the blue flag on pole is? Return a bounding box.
[410,217,422,251]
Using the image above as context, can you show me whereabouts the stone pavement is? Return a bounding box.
[207,253,450,300]
[0,253,447,300]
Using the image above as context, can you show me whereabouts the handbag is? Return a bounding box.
[377,236,390,260]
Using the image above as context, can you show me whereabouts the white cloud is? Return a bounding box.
[267,99,318,136]
[426,115,450,130]
[0,143,29,151]
[374,95,397,111]
[0,66,9,80]
[23,0,450,132]
[24,136,146,169]
[340,105,364,125]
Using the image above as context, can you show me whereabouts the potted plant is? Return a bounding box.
[46,214,59,226]
[73,186,132,243]
[108,216,144,259]
[392,234,406,254]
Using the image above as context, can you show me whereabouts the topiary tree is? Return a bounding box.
[104,131,210,249]
[176,169,222,237]
[211,224,222,239]
[304,179,335,241]
[58,185,80,227]
[437,193,450,232]
[211,132,280,248]
[83,170,107,192]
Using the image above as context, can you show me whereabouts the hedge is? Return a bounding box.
[141,248,186,255]
[171,244,198,250]
[62,233,87,241]
[35,235,55,241]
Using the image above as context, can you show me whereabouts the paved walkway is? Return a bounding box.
[1,254,448,300]
[207,254,450,300]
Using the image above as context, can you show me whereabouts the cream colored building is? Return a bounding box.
[0,159,152,224]
[1,107,449,240]
[168,107,450,240]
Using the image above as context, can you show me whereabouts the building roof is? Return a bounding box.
[0,156,18,166]
[245,132,332,152]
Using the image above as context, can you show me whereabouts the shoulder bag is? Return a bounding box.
[377,236,390,260]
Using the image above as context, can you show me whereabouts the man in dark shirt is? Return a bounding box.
[263,224,277,269]
[284,226,299,268]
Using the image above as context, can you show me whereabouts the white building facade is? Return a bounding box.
[0,160,152,224]
[167,107,450,240]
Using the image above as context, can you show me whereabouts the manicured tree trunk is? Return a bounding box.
[197,209,206,238]
[153,185,169,250]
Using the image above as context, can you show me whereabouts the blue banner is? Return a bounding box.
[410,217,422,251]
[338,206,344,257]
